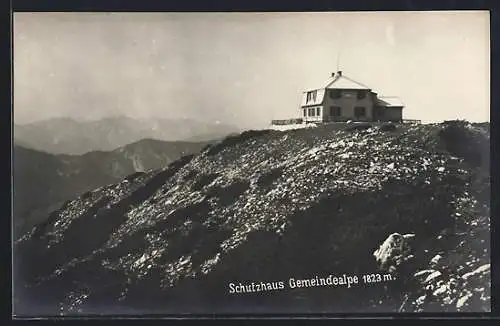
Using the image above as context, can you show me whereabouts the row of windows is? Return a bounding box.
[306,90,368,103]
[303,106,367,117]
[329,90,367,100]
[304,107,321,117]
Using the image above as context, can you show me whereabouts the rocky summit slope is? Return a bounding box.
[13,121,490,316]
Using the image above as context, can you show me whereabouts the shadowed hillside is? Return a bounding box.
[13,139,209,238]
[13,121,490,315]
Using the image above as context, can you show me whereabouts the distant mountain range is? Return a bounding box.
[13,138,210,238]
[13,116,240,155]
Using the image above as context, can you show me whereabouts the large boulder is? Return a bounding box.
[373,233,416,273]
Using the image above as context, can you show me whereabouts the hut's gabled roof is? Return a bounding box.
[323,73,372,90]
[376,96,405,107]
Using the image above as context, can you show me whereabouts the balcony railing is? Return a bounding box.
[271,118,303,125]
[402,119,422,124]
[270,117,421,125]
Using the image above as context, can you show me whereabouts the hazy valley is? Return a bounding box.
[13,138,211,238]
[14,116,239,155]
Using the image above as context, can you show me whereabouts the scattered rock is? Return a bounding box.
[14,121,490,315]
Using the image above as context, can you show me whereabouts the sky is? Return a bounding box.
[13,11,490,129]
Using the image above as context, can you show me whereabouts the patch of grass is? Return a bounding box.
[124,171,145,182]
[256,167,284,189]
[182,169,198,182]
[206,179,250,207]
[345,123,373,132]
[380,123,397,132]
[438,121,486,168]
[192,173,219,191]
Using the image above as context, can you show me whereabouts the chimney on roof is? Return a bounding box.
[337,71,342,76]
[331,72,335,78]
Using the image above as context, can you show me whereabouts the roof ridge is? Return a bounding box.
[341,74,372,89]
[323,75,341,88]
[323,73,371,90]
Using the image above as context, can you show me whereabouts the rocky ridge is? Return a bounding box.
[13,121,490,315]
